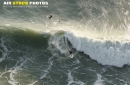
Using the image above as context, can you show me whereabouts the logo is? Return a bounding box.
[3,1,48,8]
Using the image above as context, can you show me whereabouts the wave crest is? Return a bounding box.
[65,32,130,67]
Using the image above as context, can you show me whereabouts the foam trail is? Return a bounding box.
[94,74,104,85]
[28,80,38,85]
[67,70,85,85]
[40,56,54,79]
[65,32,130,67]
[67,70,74,85]
[0,37,8,62]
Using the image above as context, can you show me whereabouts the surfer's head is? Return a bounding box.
[69,51,72,54]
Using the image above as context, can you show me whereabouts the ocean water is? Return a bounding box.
[0,0,130,85]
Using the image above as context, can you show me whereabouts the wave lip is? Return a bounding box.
[65,32,130,67]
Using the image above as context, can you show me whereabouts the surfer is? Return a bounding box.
[69,51,72,55]
[48,15,52,19]
[69,51,73,58]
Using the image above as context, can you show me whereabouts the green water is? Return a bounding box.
[0,27,130,85]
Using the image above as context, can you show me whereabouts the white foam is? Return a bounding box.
[67,70,85,85]
[6,59,26,85]
[94,74,104,85]
[40,56,54,79]
[0,58,27,85]
[28,80,38,85]
[0,38,8,62]
[65,32,130,67]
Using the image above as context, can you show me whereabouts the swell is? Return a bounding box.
[1,25,130,67]
[0,26,51,45]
